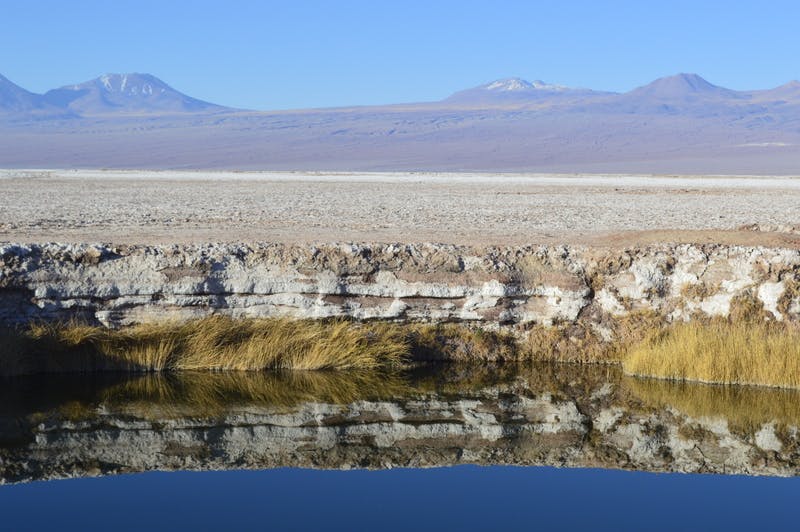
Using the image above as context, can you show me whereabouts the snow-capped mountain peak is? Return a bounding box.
[485,78,533,91]
[71,73,168,97]
[484,77,567,92]
[445,76,590,104]
[531,80,568,91]
[46,73,223,114]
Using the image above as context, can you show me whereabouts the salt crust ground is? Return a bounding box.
[1,169,799,247]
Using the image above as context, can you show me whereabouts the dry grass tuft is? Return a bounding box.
[525,310,665,363]
[1,318,529,376]
[6,291,800,389]
[680,281,718,300]
[0,317,410,376]
[728,292,773,323]
[623,319,800,389]
[525,324,602,362]
[408,323,518,362]
[778,278,800,316]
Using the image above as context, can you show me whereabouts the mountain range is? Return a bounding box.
[0,73,222,116]
[1,72,799,173]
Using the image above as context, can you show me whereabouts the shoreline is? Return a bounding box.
[2,240,799,388]
[1,171,798,387]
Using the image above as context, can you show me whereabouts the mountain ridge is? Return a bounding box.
[1,71,799,173]
[444,76,610,105]
[4,72,800,115]
[0,73,49,112]
[42,73,225,114]
[0,72,228,116]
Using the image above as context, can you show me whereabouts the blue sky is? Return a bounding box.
[1,1,798,110]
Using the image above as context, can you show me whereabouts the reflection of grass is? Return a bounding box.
[101,369,418,418]
[624,375,800,433]
[623,320,800,389]
[20,362,615,422]
[27,363,554,421]
[18,358,800,441]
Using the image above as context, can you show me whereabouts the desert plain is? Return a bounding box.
[1,169,799,247]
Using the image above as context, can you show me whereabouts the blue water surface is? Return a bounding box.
[0,465,795,531]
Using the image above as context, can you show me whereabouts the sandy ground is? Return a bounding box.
[1,169,799,247]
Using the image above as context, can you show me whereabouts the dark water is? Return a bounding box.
[2,363,800,531]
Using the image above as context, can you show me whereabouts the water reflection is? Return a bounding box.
[2,363,800,484]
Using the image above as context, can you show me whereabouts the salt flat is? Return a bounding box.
[2,169,799,247]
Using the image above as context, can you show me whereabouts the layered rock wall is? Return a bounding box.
[1,242,799,329]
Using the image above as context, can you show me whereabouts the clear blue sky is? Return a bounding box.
[1,1,798,110]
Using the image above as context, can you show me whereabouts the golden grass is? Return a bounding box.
[623,319,800,389]
[4,292,800,391]
[0,317,410,376]
[0,317,532,376]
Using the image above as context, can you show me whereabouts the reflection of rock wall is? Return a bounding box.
[2,368,800,484]
[1,242,799,329]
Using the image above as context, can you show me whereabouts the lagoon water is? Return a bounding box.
[3,466,799,531]
[2,364,800,530]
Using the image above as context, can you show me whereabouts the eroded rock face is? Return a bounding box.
[1,242,799,329]
[2,365,800,484]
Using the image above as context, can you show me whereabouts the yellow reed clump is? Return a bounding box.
[1,316,411,375]
[623,319,800,389]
